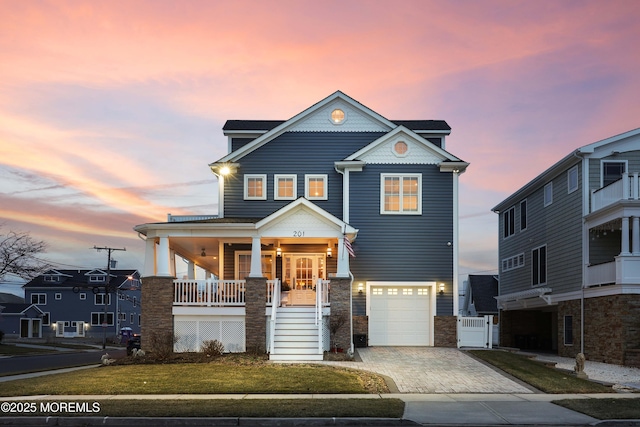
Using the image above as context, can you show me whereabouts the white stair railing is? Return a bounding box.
[316,278,323,354]
[268,279,280,353]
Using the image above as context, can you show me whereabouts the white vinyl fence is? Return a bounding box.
[457,315,493,348]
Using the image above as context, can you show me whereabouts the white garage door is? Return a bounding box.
[369,286,431,346]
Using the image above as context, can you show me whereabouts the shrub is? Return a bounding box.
[201,340,225,357]
[146,331,176,361]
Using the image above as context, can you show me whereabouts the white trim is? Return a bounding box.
[380,173,422,215]
[567,165,579,194]
[600,159,628,187]
[235,251,276,280]
[244,174,267,200]
[305,174,328,200]
[452,171,459,315]
[519,199,528,232]
[532,244,547,287]
[274,174,297,200]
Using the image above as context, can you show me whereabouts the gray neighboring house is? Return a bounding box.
[492,128,640,367]
[461,275,498,317]
[18,269,141,341]
[134,90,469,360]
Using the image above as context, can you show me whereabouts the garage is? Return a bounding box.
[368,284,432,346]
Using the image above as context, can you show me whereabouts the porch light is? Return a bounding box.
[439,283,445,295]
[327,246,332,257]
[276,247,282,257]
[220,166,231,175]
[358,283,364,294]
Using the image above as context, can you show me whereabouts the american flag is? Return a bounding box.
[344,235,355,258]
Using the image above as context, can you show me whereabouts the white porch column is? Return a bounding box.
[156,237,172,276]
[336,237,350,278]
[621,217,631,256]
[633,216,640,255]
[143,238,156,277]
[187,261,196,280]
[249,236,263,278]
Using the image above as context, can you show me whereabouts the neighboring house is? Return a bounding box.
[20,268,141,341]
[0,303,45,338]
[135,90,468,360]
[492,128,640,367]
[460,275,499,346]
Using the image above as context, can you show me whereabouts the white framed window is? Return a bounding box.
[119,313,126,321]
[601,160,627,187]
[567,166,579,194]
[30,293,46,305]
[91,312,114,326]
[330,108,345,124]
[503,206,515,238]
[305,174,327,200]
[54,293,62,300]
[79,293,86,300]
[532,245,547,287]
[380,174,422,214]
[544,182,553,207]
[274,174,297,200]
[130,313,134,324]
[235,251,276,280]
[502,253,525,272]
[564,315,573,345]
[119,293,125,300]
[89,275,105,283]
[94,293,111,305]
[244,174,267,200]
[44,275,58,282]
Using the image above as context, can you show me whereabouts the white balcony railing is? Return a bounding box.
[586,256,640,287]
[174,279,245,306]
[591,172,640,213]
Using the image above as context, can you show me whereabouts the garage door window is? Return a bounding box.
[402,288,413,295]
[372,288,382,295]
[417,289,428,295]
[387,288,398,295]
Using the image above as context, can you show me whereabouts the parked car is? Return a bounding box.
[126,335,141,356]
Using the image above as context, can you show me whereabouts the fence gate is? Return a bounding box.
[457,315,493,348]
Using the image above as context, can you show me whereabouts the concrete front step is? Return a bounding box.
[269,353,324,361]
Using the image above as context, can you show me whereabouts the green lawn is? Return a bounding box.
[0,361,389,396]
[0,344,53,356]
[554,398,640,420]
[468,350,613,394]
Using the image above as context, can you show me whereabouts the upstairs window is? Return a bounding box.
[381,174,422,214]
[602,161,626,187]
[544,182,553,207]
[31,293,46,305]
[567,166,579,194]
[244,174,267,200]
[274,175,297,200]
[89,275,105,283]
[519,200,527,231]
[44,275,58,282]
[532,245,547,286]
[94,293,111,306]
[305,174,327,200]
[503,206,515,238]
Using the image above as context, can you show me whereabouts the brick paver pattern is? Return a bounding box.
[326,347,533,393]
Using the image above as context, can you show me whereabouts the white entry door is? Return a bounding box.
[284,253,325,290]
[369,286,431,346]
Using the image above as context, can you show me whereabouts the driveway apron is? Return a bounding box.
[327,347,533,393]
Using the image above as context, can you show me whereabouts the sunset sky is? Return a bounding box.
[1,0,639,294]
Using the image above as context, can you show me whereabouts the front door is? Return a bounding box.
[284,253,325,305]
[284,253,325,290]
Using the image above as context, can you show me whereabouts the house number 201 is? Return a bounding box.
[293,231,305,237]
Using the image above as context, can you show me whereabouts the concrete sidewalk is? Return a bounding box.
[1,393,639,425]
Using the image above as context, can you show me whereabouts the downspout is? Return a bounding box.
[335,164,354,354]
[574,149,587,355]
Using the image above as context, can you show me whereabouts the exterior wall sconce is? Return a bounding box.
[358,283,364,294]
[276,247,282,257]
[201,248,207,257]
[439,283,445,295]
[327,246,332,257]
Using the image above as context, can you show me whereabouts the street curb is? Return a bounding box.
[0,416,420,426]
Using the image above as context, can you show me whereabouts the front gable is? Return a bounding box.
[256,198,357,239]
[214,91,396,165]
[344,126,458,165]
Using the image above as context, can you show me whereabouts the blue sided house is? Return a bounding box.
[134,91,468,360]
[14,268,142,341]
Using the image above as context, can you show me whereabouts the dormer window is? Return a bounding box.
[89,275,106,283]
[44,275,58,282]
[330,109,345,124]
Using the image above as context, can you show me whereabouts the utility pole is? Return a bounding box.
[93,246,126,350]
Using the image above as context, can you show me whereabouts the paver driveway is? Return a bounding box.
[327,347,534,393]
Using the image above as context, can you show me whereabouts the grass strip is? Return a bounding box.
[0,399,405,418]
[554,398,640,420]
[0,363,388,396]
[0,344,54,356]
[468,350,613,394]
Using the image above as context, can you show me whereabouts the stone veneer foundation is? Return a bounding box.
[434,316,457,347]
[244,277,267,353]
[140,276,175,352]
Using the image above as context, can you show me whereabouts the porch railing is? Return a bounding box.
[591,172,640,212]
[174,279,245,306]
[267,279,280,353]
